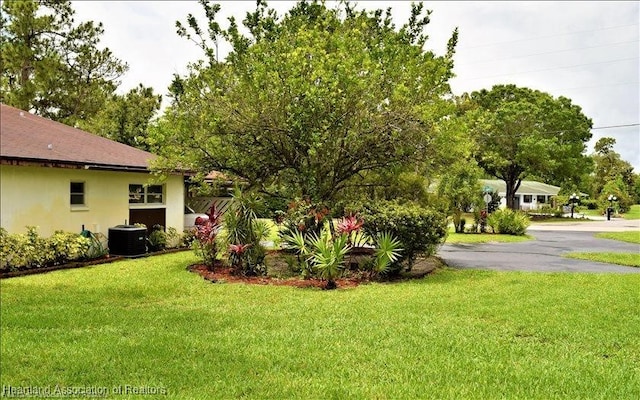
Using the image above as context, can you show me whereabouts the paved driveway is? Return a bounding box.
[438,218,640,273]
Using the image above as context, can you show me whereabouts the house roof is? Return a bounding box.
[480,179,561,196]
[0,103,155,171]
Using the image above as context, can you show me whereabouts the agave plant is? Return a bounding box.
[308,231,351,289]
[372,232,403,278]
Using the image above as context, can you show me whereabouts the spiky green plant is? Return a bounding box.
[308,231,351,289]
[372,232,403,277]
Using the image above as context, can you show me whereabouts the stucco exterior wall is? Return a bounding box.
[0,164,184,237]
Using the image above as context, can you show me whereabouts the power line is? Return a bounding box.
[457,39,639,67]
[551,81,639,92]
[591,123,639,130]
[458,23,639,51]
[457,57,638,82]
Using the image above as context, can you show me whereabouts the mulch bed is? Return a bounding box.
[188,253,443,289]
[188,264,363,289]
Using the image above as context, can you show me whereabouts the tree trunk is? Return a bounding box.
[505,178,522,210]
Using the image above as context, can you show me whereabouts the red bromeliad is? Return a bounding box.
[336,215,363,235]
[228,243,251,254]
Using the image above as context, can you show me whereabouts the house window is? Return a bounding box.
[537,195,546,204]
[523,195,532,203]
[70,182,85,205]
[129,184,164,204]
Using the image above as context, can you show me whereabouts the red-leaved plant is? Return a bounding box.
[336,215,364,235]
[228,243,252,271]
[194,204,223,268]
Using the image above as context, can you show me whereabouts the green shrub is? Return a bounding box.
[581,199,599,210]
[0,227,90,271]
[165,227,182,249]
[278,198,330,242]
[0,228,28,271]
[357,200,448,272]
[49,230,91,265]
[487,209,530,235]
[148,225,167,251]
[223,188,268,276]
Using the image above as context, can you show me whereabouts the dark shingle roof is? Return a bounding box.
[0,103,154,170]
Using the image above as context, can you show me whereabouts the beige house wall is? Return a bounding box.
[0,164,184,237]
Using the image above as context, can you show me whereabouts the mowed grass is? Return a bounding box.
[596,231,640,244]
[565,231,640,267]
[623,204,640,220]
[2,252,640,399]
[446,232,532,244]
[564,252,640,268]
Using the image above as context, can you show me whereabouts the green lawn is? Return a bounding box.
[446,232,532,244]
[564,252,640,268]
[564,231,639,268]
[596,231,640,244]
[2,253,640,399]
[623,204,640,220]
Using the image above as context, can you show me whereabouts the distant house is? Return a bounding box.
[0,103,185,237]
[480,179,561,210]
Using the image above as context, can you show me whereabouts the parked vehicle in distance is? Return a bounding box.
[184,206,209,229]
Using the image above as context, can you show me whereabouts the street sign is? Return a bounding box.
[483,185,492,193]
[484,194,492,204]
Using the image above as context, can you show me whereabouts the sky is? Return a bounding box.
[71,1,640,171]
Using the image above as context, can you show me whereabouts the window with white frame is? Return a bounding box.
[537,195,546,203]
[70,182,85,206]
[129,184,164,205]
[523,195,532,203]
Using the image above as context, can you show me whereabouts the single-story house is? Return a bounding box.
[0,103,185,237]
[480,179,561,210]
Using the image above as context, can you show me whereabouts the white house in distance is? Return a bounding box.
[0,103,185,237]
[480,179,561,210]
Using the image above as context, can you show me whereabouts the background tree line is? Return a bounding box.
[2,0,638,213]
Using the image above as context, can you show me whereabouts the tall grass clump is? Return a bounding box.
[487,208,530,235]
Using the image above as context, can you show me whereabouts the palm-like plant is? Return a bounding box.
[372,232,403,277]
[308,231,351,289]
[281,229,313,276]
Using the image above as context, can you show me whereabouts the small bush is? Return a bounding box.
[165,227,182,249]
[193,205,223,268]
[0,227,90,271]
[487,209,530,235]
[148,225,167,251]
[581,199,599,210]
[223,189,268,276]
[49,230,91,265]
[357,200,448,272]
[278,198,330,242]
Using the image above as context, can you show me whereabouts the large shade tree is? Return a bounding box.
[590,137,637,208]
[467,84,593,209]
[0,0,127,125]
[78,84,162,150]
[150,0,458,204]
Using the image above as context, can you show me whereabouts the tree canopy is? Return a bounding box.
[150,0,459,204]
[590,137,637,209]
[78,84,162,150]
[466,84,593,209]
[0,0,127,125]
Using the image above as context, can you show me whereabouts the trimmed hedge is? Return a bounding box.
[0,227,91,272]
[357,200,448,272]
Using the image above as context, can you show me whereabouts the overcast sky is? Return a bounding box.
[71,1,640,171]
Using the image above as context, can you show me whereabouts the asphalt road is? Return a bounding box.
[438,218,640,273]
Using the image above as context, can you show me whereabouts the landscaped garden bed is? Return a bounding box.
[188,249,443,289]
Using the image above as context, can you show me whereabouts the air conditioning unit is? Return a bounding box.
[108,225,146,257]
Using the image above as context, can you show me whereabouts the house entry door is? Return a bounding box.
[129,208,166,231]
